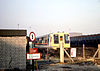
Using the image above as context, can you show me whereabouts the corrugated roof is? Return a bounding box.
[0,29,27,36]
[71,34,100,38]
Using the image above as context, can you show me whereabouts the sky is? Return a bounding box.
[0,0,100,36]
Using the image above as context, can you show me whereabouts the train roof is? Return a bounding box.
[36,32,70,38]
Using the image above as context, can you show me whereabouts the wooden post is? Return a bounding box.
[47,48,49,60]
[98,44,100,58]
[64,49,74,62]
[83,44,85,59]
[60,41,64,63]
[93,49,99,58]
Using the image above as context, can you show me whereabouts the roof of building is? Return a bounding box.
[69,32,82,37]
[0,29,27,36]
[71,33,100,38]
[70,33,100,42]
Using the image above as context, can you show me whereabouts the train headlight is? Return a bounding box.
[60,36,63,41]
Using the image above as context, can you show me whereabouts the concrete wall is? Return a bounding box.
[0,36,26,69]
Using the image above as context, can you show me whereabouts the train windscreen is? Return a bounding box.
[64,34,69,43]
[54,34,59,44]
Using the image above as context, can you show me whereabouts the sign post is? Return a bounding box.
[29,42,34,71]
[27,32,41,71]
[29,32,36,71]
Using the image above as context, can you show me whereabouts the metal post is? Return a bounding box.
[29,42,34,71]
[32,42,34,71]
[32,60,34,71]
[60,41,64,63]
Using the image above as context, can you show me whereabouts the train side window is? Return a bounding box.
[64,34,69,43]
[45,37,47,43]
[37,38,39,43]
[54,34,59,44]
[35,39,38,43]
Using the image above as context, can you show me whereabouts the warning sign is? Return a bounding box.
[27,53,41,60]
[29,48,38,53]
[29,32,36,42]
[71,48,76,57]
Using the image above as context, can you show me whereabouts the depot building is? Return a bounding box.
[0,29,27,69]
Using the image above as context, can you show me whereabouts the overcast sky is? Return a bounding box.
[0,0,100,36]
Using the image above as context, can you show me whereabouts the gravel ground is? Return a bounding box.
[35,61,100,71]
[37,64,100,71]
[1,61,100,71]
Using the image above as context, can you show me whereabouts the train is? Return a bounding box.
[35,32,70,50]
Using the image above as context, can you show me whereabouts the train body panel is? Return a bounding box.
[35,32,70,49]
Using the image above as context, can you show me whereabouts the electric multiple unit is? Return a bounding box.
[35,33,70,49]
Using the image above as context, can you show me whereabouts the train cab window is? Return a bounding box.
[54,34,59,44]
[64,34,69,43]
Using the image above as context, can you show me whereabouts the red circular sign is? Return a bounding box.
[29,32,36,42]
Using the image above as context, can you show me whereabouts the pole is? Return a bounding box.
[32,42,34,71]
[32,60,34,71]
[60,41,64,63]
[98,44,100,58]
[47,48,49,60]
[83,44,85,59]
[29,42,34,71]
[18,24,19,29]
[35,60,38,71]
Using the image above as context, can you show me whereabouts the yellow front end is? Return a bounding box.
[50,33,70,50]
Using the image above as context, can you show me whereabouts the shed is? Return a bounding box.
[0,29,27,69]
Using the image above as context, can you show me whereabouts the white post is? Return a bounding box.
[29,42,33,71]
[60,41,64,63]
